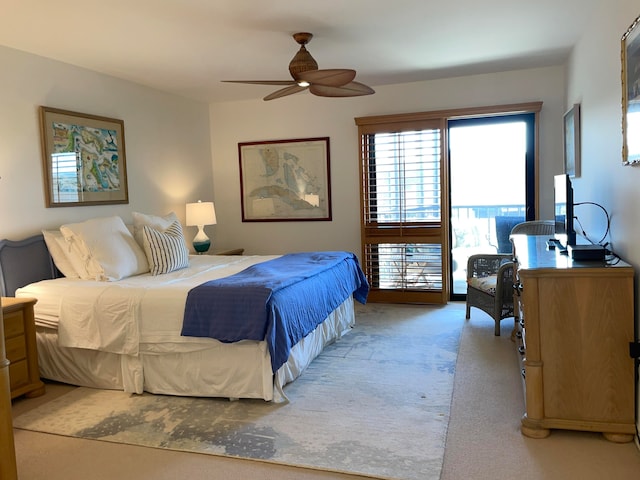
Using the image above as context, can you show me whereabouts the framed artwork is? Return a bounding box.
[238,137,331,222]
[40,106,128,207]
[622,13,640,165]
[563,104,581,177]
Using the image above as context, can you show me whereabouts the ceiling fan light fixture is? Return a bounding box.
[223,31,374,101]
[289,45,318,79]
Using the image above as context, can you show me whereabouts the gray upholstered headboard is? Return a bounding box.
[0,234,60,297]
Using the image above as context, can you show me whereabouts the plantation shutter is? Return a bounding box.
[356,116,448,304]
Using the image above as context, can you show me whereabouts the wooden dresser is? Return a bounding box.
[512,235,635,442]
[2,297,45,399]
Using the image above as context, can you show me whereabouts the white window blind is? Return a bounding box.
[51,152,80,203]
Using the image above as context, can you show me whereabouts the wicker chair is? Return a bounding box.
[510,220,555,236]
[465,220,555,336]
[465,254,515,335]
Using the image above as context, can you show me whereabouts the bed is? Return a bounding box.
[0,214,368,402]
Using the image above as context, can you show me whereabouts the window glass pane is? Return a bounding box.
[449,120,528,295]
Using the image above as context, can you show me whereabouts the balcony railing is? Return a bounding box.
[367,204,526,293]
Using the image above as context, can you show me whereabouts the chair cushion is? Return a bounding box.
[468,275,497,296]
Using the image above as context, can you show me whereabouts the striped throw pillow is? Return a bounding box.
[142,221,189,275]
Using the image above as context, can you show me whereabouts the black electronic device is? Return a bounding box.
[546,238,565,251]
[567,244,606,261]
[554,174,576,248]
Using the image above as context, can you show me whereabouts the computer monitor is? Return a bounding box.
[554,174,576,247]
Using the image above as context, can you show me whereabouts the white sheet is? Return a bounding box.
[17,254,356,401]
[33,297,355,401]
[16,254,280,355]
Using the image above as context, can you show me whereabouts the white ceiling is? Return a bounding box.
[0,0,599,103]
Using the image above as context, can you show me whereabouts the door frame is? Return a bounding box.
[355,102,542,304]
[447,109,540,301]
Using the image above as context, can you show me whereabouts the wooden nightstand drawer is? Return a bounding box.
[5,335,26,363]
[8,359,28,391]
[3,311,25,338]
[2,297,45,399]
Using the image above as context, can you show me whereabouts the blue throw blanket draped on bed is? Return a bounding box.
[181,251,369,372]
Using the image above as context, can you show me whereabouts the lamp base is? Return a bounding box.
[193,226,211,254]
[193,240,211,254]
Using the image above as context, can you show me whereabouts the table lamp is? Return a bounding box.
[186,200,216,254]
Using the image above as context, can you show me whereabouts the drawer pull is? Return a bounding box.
[515,331,522,339]
[521,368,526,379]
[518,346,525,355]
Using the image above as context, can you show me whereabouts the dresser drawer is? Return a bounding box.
[2,297,45,399]
[3,310,25,338]
[8,359,29,391]
[5,335,26,363]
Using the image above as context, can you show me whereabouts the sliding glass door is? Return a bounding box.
[356,103,540,304]
[449,114,536,297]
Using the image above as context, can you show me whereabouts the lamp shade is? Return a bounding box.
[186,201,216,226]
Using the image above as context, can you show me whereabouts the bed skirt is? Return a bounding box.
[33,297,355,402]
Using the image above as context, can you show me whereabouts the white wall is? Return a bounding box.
[0,46,213,242]
[210,66,566,256]
[565,0,640,441]
[0,43,568,260]
[566,2,640,271]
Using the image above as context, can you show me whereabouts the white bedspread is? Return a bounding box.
[16,255,280,355]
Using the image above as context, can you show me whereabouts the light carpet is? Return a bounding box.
[13,302,464,480]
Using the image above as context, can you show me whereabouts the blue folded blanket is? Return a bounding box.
[181,251,369,372]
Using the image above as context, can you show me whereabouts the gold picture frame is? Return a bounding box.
[621,14,640,166]
[238,137,332,222]
[40,106,128,207]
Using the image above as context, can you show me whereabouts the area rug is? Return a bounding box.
[14,302,464,480]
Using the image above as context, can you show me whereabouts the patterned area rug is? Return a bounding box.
[14,303,464,480]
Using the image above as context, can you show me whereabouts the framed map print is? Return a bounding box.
[238,137,332,222]
[40,106,128,207]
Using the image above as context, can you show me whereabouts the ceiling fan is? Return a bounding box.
[222,32,375,101]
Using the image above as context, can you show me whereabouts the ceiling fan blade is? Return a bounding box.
[222,32,375,100]
[222,80,296,86]
[309,81,375,98]
[296,69,356,87]
[264,84,308,101]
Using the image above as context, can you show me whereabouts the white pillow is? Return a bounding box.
[142,221,189,275]
[60,216,150,281]
[132,211,180,248]
[42,230,79,278]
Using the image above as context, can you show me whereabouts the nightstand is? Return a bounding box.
[0,298,17,479]
[212,248,244,256]
[1,297,45,399]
